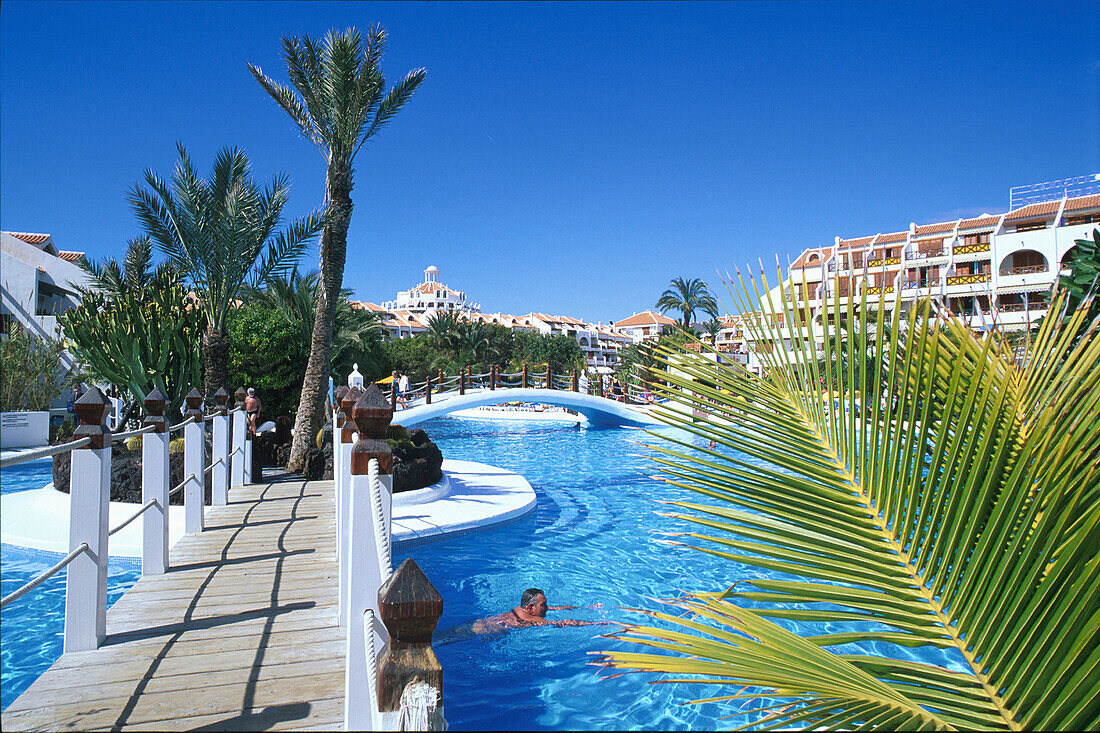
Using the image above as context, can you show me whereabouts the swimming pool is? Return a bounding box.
[1,421,966,727]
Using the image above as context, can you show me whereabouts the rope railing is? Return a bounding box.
[0,543,90,610]
[168,416,196,433]
[0,437,92,469]
[112,424,157,441]
[108,499,159,537]
[368,459,393,578]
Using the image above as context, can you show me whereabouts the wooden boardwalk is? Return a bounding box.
[2,472,345,732]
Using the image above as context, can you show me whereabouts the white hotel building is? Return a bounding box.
[741,176,1100,370]
[358,266,634,370]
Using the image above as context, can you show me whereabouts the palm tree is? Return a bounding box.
[597,275,1100,730]
[260,269,383,372]
[76,236,178,299]
[250,27,426,472]
[699,317,721,346]
[129,144,323,401]
[656,276,718,330]
[424,310,461,351]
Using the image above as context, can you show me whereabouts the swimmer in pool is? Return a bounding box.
[468,588,606,634]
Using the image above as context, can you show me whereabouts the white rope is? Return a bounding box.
[399,681,443,731]
[113,424,157,440]
[168,416,196,433]
[0,543,90,609]
[368,459,392,579]
[0,437,92,469]
[364,608,380,712]
[108,499,159,537]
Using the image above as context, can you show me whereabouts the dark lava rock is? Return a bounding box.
[392,439,443,493]
[54,445,211,505]
[303,447,326,481]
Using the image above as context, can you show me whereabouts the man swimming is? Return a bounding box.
[469,588,605,634]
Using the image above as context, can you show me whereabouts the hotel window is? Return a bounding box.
[963,232,991,247]
[1064,212,1100,225]
[1014,220,1047,233]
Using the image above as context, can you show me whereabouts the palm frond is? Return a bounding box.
[598,268,1100,730]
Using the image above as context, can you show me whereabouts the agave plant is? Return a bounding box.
[597,272,1100,731]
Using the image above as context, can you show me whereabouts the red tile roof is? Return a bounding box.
[876,231,908,244]
[8,232,51,245]
[1005,201,1060,222]
[790,248,827,268]
[958,214,1001,230]
[1064,194,1100,213]
[615,310,676,328]
[57,251,84,262]
[838,236,874,249]
[915,221,956,236]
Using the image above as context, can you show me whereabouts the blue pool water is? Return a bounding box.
[1,421,968,727]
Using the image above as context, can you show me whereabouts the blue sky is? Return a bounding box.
[2,1,1097,323]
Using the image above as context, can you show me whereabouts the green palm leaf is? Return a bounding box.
[597,268,1100,730]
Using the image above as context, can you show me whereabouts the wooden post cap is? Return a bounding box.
[334,385,349,426]
[74,386,111,449]
[143,387,168,433]
[341,386,363,444]
[376,559,443,712]
[214,387,229,415]
[234,387,247,409]
[185,387,204,421]
[351,385,393,475]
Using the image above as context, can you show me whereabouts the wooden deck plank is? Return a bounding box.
[2,472,346,732]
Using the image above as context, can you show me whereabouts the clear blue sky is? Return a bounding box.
[2,1,1097,323]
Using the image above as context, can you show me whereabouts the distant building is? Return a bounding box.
[742,175,1100,372]
[379,265,480,314]
[357,266,635,370]
[613,310,677,344]
[1,231,89,362]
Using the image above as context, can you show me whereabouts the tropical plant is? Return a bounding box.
[227,301,307,419]
[0,323,74,411]
[596,275,1100,731]
[424,310,462,352]
[258,269,385,378]
[656,276,718,330]
[699,317,721,346]
[250,26,426,473]
[75,236,177,300]
[60,284,203,416]
[128,143,323,401]
[1057,227,1100,320]
[511,331,584,373]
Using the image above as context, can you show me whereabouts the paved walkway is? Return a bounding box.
[2,472,344,732]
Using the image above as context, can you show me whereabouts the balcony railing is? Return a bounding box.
[901,281,937,290]
[946,273,991,286]
[863,285,895,295]
[997,302,1049,313]
[955,242,991,255]
[866,256,901,268]
[999,264,1049,276]
[908,248,946,260]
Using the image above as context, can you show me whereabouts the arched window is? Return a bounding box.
[998,249,1048,276]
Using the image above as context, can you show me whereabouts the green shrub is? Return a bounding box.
[227,302,306,419]
[1,323,72,411]
[386,424,409,441]
[168,438,185,454]
[125,436,142,451]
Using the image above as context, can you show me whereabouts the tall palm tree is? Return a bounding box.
[597,275,1100,730]
[424,310,461,351]
[250,26,426,472]
[656,276,718,330]
[129,144,323,400]
[76,236,178,299]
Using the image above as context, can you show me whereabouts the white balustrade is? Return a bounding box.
[211,389,230,505]
[142,389,170,575]
[183,391,205,534]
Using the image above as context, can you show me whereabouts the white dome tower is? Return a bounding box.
[424,265,440,283]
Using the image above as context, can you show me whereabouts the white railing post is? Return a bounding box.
[231,387,247,488]
[141,388,170,575]
[345,385,393,731]
[338,378,360,625]
[65,387,111,652]
[183,388,205,534]
[211,387,230,505]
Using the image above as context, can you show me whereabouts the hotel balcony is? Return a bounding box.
[862,285,895,296]
[865,256,901,268]
[953,242,992,261]
[946,273,990,286]
[906,248,949,264]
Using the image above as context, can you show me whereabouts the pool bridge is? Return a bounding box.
[396,387,662,427]
[2,385,444,731]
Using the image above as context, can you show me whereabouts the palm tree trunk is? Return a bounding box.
[202,330,230,405]
[287,167,353,473]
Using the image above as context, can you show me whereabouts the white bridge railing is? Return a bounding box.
[333,382,446,732]
[0,384,254,652]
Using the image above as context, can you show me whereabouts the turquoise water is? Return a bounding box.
[1,422,968,727]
